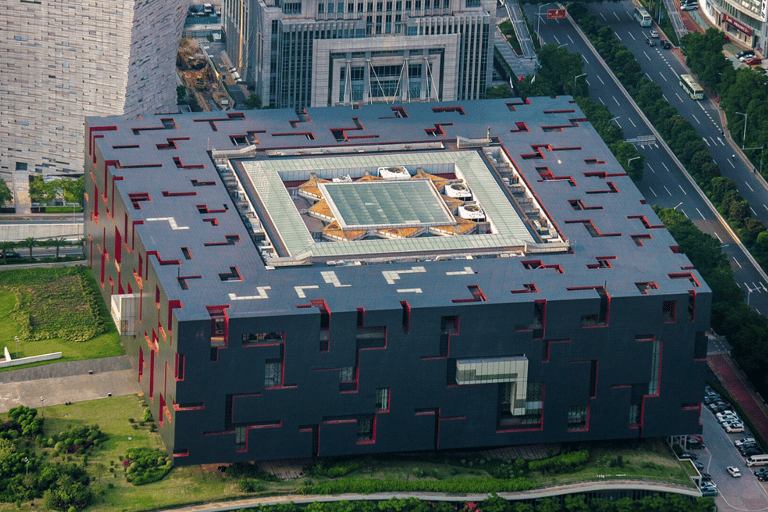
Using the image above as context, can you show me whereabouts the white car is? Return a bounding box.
[650,29,659,38]
[735,438,756,447]
[716,410,736,417]
[726,423,745,433]
[719,416,739,425]
[727,466,742,477]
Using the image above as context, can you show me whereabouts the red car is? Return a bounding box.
[747,57,762,65]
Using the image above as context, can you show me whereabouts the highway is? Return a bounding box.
[526,2,768,314]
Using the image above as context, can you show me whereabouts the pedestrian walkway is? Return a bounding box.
[708,352,768,443]
[0,355,138,413]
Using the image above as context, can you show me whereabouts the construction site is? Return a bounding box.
[176,38,233,112]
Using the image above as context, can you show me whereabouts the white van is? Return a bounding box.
[746,454,768,466]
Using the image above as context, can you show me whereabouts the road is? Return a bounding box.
[700,407,768,511]
[526,2,768,314]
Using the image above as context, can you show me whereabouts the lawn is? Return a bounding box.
[0,266,123,372]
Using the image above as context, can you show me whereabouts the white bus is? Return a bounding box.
[634,7,652,26]
[679,74,704,100]
[747,454,768,466]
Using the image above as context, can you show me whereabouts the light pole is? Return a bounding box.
[14,336,18,359]
[610,116,620,125]
[536,3,553,43]
[627,156,641,168]
[24,457,29,476]
[736,111,748,146]
[743,146,764,174]
[40,396,44,417]
[574,73,587,96]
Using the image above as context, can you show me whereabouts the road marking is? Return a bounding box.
[702,137,710,147]
[645,52,651,61]
[628,117,636,127]
[662,93,668,102]
[728,159,735,168]
[675,92,683,102]
[597,75,605,84]
[662,162,671,173]
[733,257,741,268]
[616,32,622,41]
[745,181,754,191]
[717,137,724,145]
[764,204,768,212]
[586,79,591,86]
[710,137,718,146]
[553,35,561,44]
[599,97,605,105]
[680,208,688,218]
[629,31,636,40]
[751,207,757,215]
[659,71,667,81]
[679,184,687,195]
[692,114,700,124]
[613,96,620,106]
[648,163,655,173]
[664,185,672,195]
[614,11,621,20]
[581,54,590,65]
[648,186,657,197]
[601,12,607,20]
[568,34,574,43]
[714,232,723,243]
[696,207,705,219]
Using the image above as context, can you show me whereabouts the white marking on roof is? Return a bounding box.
[321,271,351,288]
[294,285,320,298]
[397,288,423,293]
[446,267,474,276]
[382,266,427,285]
[228,287,271,300]
[146,217,189,230]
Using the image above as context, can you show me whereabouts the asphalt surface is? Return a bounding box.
[525,1,768,315]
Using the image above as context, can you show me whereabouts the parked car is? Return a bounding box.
[738,51,756,62]
[680,452,699,460]
[693,461,704,470]
[741,447,762,456]
[747,57,762,65]
[650,29,659,38]
[716,410,736,418]
[727,465,742,477]
[700,472,712,481]
[681,2,698,10]
[701,487,718,497]
[726,423,745,433]
[2,251,21,259]
[688,439,705,449]
[660,40,672,49]
[755,467,768,480]
[735,437,756,447]
[645,38,656,47]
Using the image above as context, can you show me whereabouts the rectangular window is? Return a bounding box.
[175,354,185,381]
[629,404,640,425]
[242,332,283,345]
[648,339,661,395]
[340,366,355,382]
[567,405,588,431]
[235,426,246,449]
[265,361,282,387]
[357,417,374,442]
[376,388,390,411]
[662,300,676,323]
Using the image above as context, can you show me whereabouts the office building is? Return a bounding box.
[0,0,187,193]
[85,97,709,466]
[222,0,494,108]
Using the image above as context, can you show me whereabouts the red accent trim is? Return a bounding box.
[172,401,205,411]
[172,450,189,458]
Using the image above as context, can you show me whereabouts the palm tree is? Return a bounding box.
[49,237,69,261]
[0,241,16,264]
[22,237,36,261]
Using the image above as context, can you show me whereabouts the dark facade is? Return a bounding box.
[84,98,709,466]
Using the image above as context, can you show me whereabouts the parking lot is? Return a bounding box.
[689,389,768,511]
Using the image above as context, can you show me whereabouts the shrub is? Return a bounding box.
[122,448,172,485]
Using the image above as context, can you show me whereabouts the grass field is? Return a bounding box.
[0,267,123,372]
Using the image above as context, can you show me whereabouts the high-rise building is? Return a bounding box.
[0,0,187,196]
[222,0,494,109]
[85,98,708,466]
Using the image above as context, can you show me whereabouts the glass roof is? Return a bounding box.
[320,179,454,229]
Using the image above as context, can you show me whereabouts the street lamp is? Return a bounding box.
[536,3,553,42]
[736,111,748,146]
[574,73,587,95]
[14,336,18,359]
[627,156,641,168]
[24,457,29,476]
[610,116,620,125]
[40,396,44,417]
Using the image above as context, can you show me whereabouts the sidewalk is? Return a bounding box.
[708,352,768,442]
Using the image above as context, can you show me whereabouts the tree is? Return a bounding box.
[28,176,59,205]
[0,241,16,264]
[485,84,515,99]
[245,93,262,109]
[0,178,11,208]
[22,237,36,261]
[48,238,70,261]
[176,85,187,104]
[61,177,84,206]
